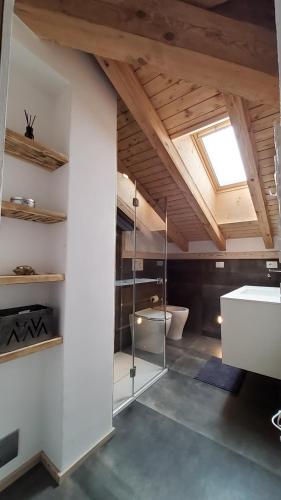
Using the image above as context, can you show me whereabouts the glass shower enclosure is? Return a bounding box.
[113,176,168,414]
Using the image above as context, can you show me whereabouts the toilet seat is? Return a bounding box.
[135,308,172,322]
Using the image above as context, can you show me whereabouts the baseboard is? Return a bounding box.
[0,428,115,492]
[0,453,41,493]
[41,428,116,484]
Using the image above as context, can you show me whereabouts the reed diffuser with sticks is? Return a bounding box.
[24,110,36,140]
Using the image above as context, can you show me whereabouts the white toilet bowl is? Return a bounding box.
[156,305,189,340]
[129,307,172,354]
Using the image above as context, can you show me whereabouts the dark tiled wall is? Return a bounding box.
[167,259,280,338]
[115,252,165,352]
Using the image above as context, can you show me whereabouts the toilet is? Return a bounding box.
[129,307,172,354]
[156,305,189,340]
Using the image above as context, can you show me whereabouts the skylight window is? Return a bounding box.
[193,121,247,189]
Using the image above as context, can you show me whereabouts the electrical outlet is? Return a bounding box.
[266,261,278,269]
[216,261,224,269]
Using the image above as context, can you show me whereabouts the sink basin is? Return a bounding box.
[221,286,281,380]
[222,285,281,303]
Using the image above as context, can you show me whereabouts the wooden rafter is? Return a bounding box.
[15,0,278,105]
[100,58,226,249]
[224,94,274,248]
[118,161,189,252]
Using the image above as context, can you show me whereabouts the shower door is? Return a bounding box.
[113,175,167,413]
[131,183,167,395]
[113,180,135,411]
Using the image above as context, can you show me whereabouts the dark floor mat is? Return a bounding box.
[195,356,246,393]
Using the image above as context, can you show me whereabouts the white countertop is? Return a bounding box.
[221,285,281,304]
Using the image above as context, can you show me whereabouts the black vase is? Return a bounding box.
[25,125,34,140]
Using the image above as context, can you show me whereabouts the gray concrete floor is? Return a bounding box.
[3,333,281,499]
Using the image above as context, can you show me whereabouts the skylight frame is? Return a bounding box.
[192,119,247,192]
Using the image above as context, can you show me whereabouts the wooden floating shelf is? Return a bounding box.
[5,129,68,171]
[1,201,66,224]
[0,337,63,364]
[0,274,65,285]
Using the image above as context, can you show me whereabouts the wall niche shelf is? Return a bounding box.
[0,337,63,364]
[1,201,66,224]
[0,274,65,285]
[115,278,162,287]
[5,129,68,171]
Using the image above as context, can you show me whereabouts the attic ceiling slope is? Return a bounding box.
[15,0,278,104]
[116,63,280,244]
[99,57,226,249]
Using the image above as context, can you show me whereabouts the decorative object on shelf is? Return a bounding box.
[13,265,37,276]
[10,196,25,205]
[24,109,36,140]
[0,304,55,354]
[10,196,35,208]
[24,198,35,208]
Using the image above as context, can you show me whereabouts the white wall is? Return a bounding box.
[167,236,279,255]
[118,172,166,255]
[0,16,116,480]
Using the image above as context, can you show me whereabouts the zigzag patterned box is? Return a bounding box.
[0,305,55,353]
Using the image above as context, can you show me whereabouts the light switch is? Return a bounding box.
[266,261,278,269]
[216,261,224,269]
[133,258,143,271]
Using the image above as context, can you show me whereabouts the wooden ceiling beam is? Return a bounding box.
[224,94,274,249]
[100,58,225,250]
[118,162,189,252]
[182,1,230,8]
[15,0,278,105]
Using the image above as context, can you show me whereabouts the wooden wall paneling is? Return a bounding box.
[118,121,142,141]
[118,130,146,151]
[251,113,280,133]
[99,58,226,249]
[122,148,157,168]
[224,94,274,248]
[117,109,135,129]
[150,81,200,109]
[143,74,178,99]
[163,94,225,132]
[169,108,228,139]
[158,87,221,121]
[257,148,275,161]
[248,105,280,122]
[134,65,160,85]
[15,0,279,104]
[249,103,280,237]
[139,171,171,185]
[118,139,152,161]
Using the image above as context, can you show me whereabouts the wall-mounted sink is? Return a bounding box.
[221,286,281,380]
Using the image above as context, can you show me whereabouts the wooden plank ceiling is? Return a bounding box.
[117,63,279,244]
[15,0,279,249]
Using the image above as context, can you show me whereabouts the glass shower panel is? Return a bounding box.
[113,211,134,411]
[132,184,167,395]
